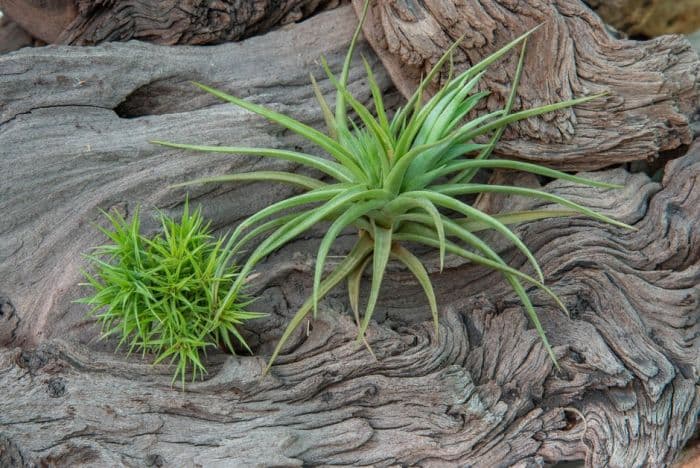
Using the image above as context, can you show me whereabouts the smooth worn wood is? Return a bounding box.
[0,0,342,45]
[0,5,698,467]
[585,0,700,36]
[0,17,34,53]
[0,0,76,43]
[352,0,700,171]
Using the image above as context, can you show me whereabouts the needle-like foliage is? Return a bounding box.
[78,203,264,387]
[153,0,632,373]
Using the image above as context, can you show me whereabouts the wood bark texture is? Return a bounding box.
[0,5,698,467]
[2,0,698,173]
[0,0,341,44]
[351,0,700,171]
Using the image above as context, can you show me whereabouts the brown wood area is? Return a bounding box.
[0,0,341,45]
[351,0,699,170]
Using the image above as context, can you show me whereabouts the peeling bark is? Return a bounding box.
[0,5,698,467]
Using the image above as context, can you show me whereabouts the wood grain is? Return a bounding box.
[0,0,342,45]
[0,5,698,466]
[352,0,700,170]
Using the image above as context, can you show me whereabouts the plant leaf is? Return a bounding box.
[309,72,337,138]
[391,244,439,335]
[452,37,528,184]
[188,82,366,178]
[264,236,374,374]
[393,228,566,314]
[454,93,608,146]
[356,226,392,343]
[348,255,371,327]
[385,196,446,271]
[151,140,352,182]
[507,275,559,369]
[172,171,326,191]
[408,191,545,282]
[313,199,386,317]
[335,0,371,130]
[321,56,394,160]
[431,184,634,230]
[362,56,391,135]
[435,159,624,190]
[457,209,579,232]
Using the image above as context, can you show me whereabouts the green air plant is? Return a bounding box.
[78,202,264,387]
[153,0,632,373]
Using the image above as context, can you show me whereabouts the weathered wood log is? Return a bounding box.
[0,4,698,467]
[1,145,699,467]
[0,5,404,352]
[0,0,341,45]
[352,0,700,171]
[3,0,697,172]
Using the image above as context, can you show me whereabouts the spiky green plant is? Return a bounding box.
[153,1,632,372]
[78,203,264,386]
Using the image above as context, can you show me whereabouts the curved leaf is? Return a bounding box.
[435,159,623,190]
[431,184,634,230]
[189,82,366,178]
[391,244,439,335]
[313,199,386,316]
[265,236,374,374]
[172,171,326,191]
[357,226,393,343]
[152,140,352,182]
[408,191,545,282]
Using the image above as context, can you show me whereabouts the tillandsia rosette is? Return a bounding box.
[153,0,633,373]
[79,202,264,387]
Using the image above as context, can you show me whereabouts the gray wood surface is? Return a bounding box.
[0,4,698,467]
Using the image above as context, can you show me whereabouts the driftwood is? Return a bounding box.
[0,0,341,44]
[2,0,697,171]
[352,0,700,170]
[0,4,699,467]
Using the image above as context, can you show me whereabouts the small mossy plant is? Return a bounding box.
[153,0,632,373]
[79,202,264,386]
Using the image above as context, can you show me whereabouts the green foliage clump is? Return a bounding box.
[153,1,632,372]
[79,203,263,386]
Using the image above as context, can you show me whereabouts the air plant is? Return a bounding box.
[78,202,264,386]
[153,0,631,372]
